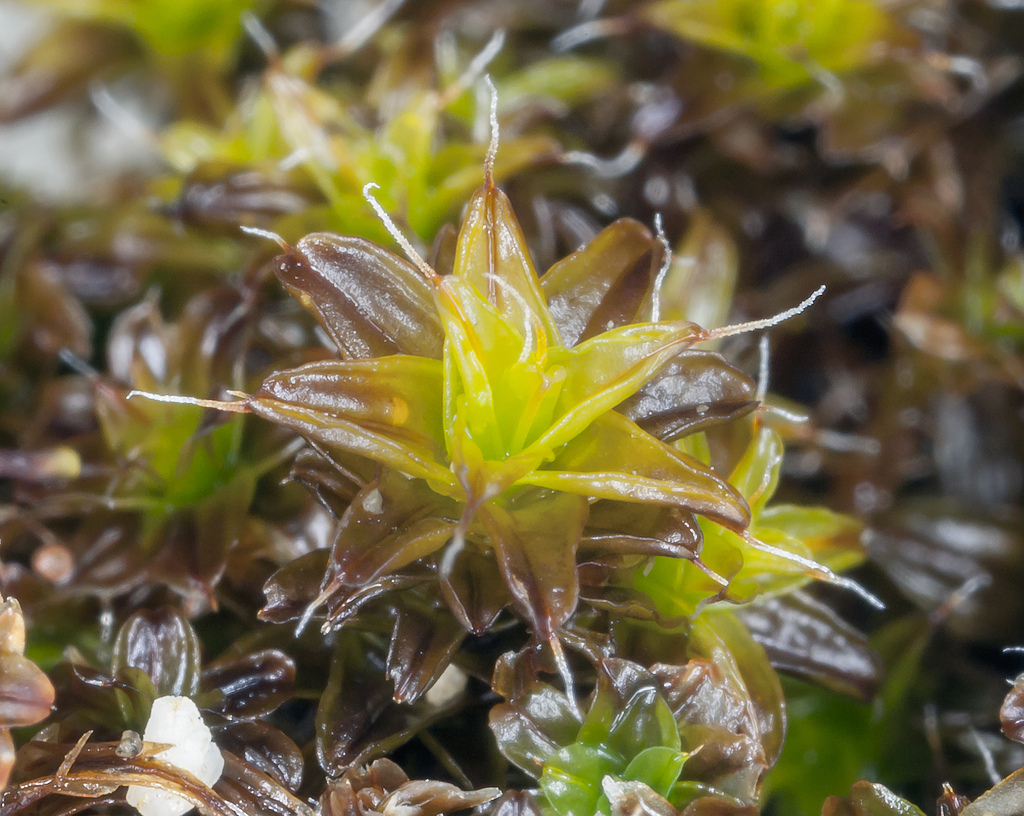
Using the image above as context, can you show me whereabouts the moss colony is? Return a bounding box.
[1,2,1024,816]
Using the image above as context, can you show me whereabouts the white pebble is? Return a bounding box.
[126,696,224,816]
[424,664,467,708]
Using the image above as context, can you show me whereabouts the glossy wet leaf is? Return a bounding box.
[260,549,331,625]
[249,357,452,488]
[111,609,201,698]
[618,351,756,443]
[821,782,927,816]
[1000,674,1024,745]
[637,423,865,615]
[200,649,295,720]
[529,412,748,528]
[327,474,458,591]
[387,605,466,705]
[438,544,510,634]
[321,759,498,816]
[737,591,881,700]
[540,742,621,816]
[489,678,581,776]
[217,722,304,791]
[620,746,688,798]
[609,780,684,816]
[961,767,1024,816]
[688,612,785,768]
[588,664,681,760]
[216,750,315,816]
[454,183,561,345]
[541,219,664,346]
[316,632,444,772]
[494,656,702,816]
[581,502,702,561]
[483,490,588,640]
[0,653,56,728]
[275,236,444,360]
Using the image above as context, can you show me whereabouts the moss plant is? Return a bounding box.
[2,3,1024,816]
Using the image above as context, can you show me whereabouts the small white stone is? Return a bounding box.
[126,696,224,816]
[424,664,467,708]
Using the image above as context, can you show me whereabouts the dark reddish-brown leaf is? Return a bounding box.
[387,606,466,705]
[316,632,444,772]
[260,549,331,624]
[617,351,756,442]
[542,219,664,346]
[1000,674,1024,745]
[216,750,315,816]
[329,474,458,590]
[483,490,588,642]
[276,235,443,360]
[438,544,510,634]
[110,609,201,698]
[201,649,296,720]
[737,591,882,701]
[218,722,304,790]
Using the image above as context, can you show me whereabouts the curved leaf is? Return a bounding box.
[276,235,443,360]
[217,722,304,790]
[542,219,663,346]
[617,351,756,442]
[260,549,330,624]
[329,474,458,589]
[316,632,443,772]
[387,605,466,705]
[529,321,708,457]
[111,609,202,698]
[737,591,881,701]
[452,183,561,346]
[581,502,702,560]
[1001,674,1024,744]
[483,489,589,640]
[201,649,296,720]
[961,767,1024,816]
[216,750,315,816]
[526,412,749,529]
[540,743,622,816]
[0,653,56,728]
[438,544,509,634]
[250,357,454,489]
[822,781,928,816]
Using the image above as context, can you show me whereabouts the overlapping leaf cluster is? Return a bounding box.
[2,2,1024,816]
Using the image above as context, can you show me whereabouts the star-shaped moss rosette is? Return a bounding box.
[490,617,785,816]
[131,133,853,692]
[2,284,305,616]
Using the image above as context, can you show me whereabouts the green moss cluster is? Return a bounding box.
[1,3,1024,816]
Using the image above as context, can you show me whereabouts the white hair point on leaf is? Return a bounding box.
[362,183,438,283]
[649,212,671,322]
[483,75,500,188]
[704,285,826,343]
